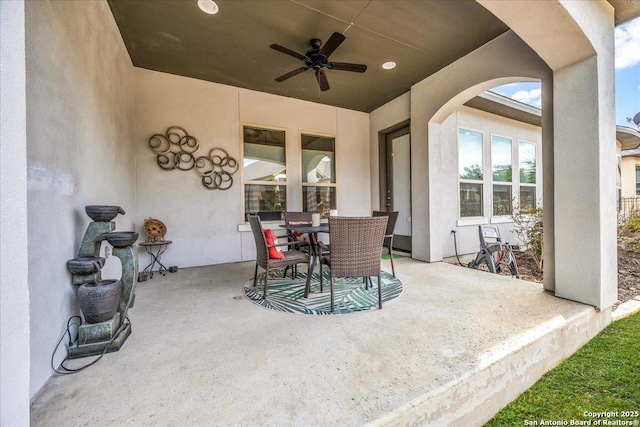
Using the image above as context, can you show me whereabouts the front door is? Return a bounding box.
[383,126,412,253]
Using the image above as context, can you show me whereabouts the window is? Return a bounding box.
[459,129,483,217]
[301,134,336,218]
[636,166,640,195]
[459,130,540,220]
[519,141,536,209]
[492,135,512,216]
[243,126,286,220]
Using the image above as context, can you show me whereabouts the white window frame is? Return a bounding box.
[518,140,537,210]
[241,123,288,222]
[490,133,514,218]
[457,127,485,220]
[300,131,337,218]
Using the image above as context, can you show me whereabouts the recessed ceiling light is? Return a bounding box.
[382,61,396,70]
[197,0,219,14]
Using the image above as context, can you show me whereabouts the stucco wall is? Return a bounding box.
[370,91,542,259]
[369,92,411,210]
[1,1,30,424]
[25,0,135,398]
[134,69,371,268]
[442,107,542,257]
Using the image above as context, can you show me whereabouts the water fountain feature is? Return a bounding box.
[66,205,138,358]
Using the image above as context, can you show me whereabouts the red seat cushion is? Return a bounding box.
[263,229,284,259]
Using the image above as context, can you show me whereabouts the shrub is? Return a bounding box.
[618,209,640,252]
[510,201,543,273]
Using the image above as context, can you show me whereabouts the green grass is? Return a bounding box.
[381,253,408,260]
[486,312,640,426]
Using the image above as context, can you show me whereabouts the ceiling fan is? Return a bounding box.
[270,32,367,92]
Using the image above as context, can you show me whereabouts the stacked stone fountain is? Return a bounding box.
[66,205,138,359]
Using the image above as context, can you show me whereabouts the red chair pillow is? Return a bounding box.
[289,221,311,242]
[263,229,284,259]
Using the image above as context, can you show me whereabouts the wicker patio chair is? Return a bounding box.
[248,215,310,299]
[319,216,388,312]
[283,211,312,278]
[372,211,399,276]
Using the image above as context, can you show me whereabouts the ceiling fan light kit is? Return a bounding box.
[270,32,367,92]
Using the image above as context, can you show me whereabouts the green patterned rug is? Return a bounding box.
[243,268,403,315]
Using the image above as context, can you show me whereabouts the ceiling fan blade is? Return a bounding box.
[275,67,309,82]
[330,62,367,73]
[270,44,306,61]
[319,32,345,58]
[316,69,330,92]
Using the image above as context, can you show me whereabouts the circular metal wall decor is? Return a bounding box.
[143,218,167,241]
[147,126,238,191]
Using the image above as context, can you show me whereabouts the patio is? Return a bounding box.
[30,258,609,426]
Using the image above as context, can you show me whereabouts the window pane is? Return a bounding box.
[635,166,640,183]
[302,186,336,219]
[492,135,512,182]
[493,184,512,216]
[460,183,483,217]
[243,127,286,182]
[302,134,335,183]
[520,186,536,210]
[519,141,536,184]
[458,129,483,180]
[244,184,286,220]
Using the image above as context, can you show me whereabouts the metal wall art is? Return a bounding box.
[148,126,238,190]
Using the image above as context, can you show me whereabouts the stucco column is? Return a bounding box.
[477,0,617,309]
[410,31,552,263]
[1,0,31,425]
[553,54,617,308]
[542,80,555,292]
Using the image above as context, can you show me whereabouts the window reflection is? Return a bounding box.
[460,182,483,217]
[519,141,536,184]
[302,135,335,183]
[492,136,512,182]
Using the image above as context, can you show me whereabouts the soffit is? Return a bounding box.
[609,0,640,25]
[108,0,635,113]
[464,92,542,127]
[618,126,640,151]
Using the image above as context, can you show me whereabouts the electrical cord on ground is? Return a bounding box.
[51,315,131,375]
[451,230,464,266]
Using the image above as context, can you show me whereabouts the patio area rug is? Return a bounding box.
[243,268,403,315]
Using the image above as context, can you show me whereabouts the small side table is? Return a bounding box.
[139,240,172,278]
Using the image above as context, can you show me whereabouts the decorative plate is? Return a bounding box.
[143,218,167,239]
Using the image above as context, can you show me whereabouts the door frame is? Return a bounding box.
[378,120,410,212]
[379,120,412,252]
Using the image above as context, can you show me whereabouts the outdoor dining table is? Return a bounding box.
[279,223,328,298]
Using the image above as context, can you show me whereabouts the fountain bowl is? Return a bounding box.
[77,279,122,324]
[100,231,138,248]
[85,205,125,222]
[67,256,105,275]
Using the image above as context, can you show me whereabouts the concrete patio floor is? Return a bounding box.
[30,258,610,426]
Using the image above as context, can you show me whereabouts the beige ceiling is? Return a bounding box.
[108,0,637,113]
